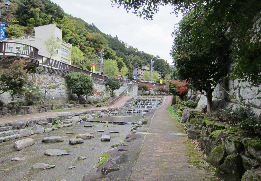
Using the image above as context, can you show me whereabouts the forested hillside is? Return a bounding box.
[0,0,171,78]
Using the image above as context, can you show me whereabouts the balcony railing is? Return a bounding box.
[0,41,38,60]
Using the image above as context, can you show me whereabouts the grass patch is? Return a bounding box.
[98,154,111,166]
[49,108,73,112]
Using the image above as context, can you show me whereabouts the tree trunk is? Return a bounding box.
[206,83,213,113]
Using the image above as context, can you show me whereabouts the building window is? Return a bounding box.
[61,48,69,57]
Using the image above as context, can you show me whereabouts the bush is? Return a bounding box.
[211,106,261,135]
[180,100,198,108]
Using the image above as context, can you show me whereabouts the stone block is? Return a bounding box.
[14,138,35,151]
[19,129,32,137]
[32,125,44,134]
[69,138,84,145]
[101,135,111,142]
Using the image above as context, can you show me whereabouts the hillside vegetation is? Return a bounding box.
[0,0,170,78]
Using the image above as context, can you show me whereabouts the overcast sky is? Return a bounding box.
[51,0,183,64]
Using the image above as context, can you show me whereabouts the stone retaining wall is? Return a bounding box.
[181,108,261,180]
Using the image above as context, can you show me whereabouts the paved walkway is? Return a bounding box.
[129,96,209,181]
[0,96,131,124]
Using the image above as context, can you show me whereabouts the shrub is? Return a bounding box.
[180,100,198,108]
[211,106,261,135]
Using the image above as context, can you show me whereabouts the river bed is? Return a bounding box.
[0,114,142,181]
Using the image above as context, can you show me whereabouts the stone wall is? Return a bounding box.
[195,78,261,115]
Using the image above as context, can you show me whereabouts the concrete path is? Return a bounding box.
[129,96,210,181]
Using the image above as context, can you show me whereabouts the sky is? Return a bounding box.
[51,0,183,64]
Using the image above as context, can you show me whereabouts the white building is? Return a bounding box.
[2,23,72,67]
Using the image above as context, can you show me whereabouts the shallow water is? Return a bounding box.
[0,114,141,181]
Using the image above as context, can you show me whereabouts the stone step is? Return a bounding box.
[0,134,21,143]
[0,130,18,137]
[0,126,12,132]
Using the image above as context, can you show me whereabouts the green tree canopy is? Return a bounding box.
[104,59,119,76]
[171,7,231,112]
[66,72,93,102]
[44,35,62,60]
[152,71,159,82]
[71,46,85,66]
[119,65,129,79]
[112,0,261,85]
[142,70,150,81]
[105,76,121,97]
[0,60,29,100]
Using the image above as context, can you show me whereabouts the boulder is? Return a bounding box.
[242,168,261,181]
[97,159,119,175]
[11,157,26,161]
[101,135,111,142]
[82,173,109,181]
[44,149,70,156]
[32,163,55,170]
[224,139,244,155]
[32,125,44,134]
[9,121,26,129]
[19,129,32,137]
[241,155,259,171]
[76,134,94,140]
[44,128,53,133]
[42,136,64,143]
[216,154,244,181]
[180,109,190,123]
[14,138,35,151]
[200,137,213,155]
[187,129,201,139]
[69,138,84,145]
[207,145,226,167]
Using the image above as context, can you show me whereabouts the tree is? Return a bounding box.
[104,59,119,76]
[0,60,29,100]
[105,76,121,97]
[138,83,149,94]
[112,0,261,85]
[142,70,150,81]
[44,35,62,67]
[169,79,188,100]
[66,72,93,102]
[171,7,231,112]
[152,71,159,82]
[71,46,85,66]
[119,65,128,79]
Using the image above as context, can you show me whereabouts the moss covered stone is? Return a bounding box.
[246,139,261,152]
[207,144,226,167]
[216,154,244,181]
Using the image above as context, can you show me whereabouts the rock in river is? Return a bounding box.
[69,138,84,145]
[101,135,111,142]
[14,138,35,151]
[32,163,55,170]
[44,149,70,156]
[42,136,64,143]
[76,134,94,140]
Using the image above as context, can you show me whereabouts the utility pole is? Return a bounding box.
[100,48,104,75]
[150,58,154,82]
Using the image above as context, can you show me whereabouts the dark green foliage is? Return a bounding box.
[66,72,93,101]
[180,100,198,108]
[105,77,121,97]
[0,60,29,100]
[172,7,231,112]
[24,86,42,106]
[210,107,261,135]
